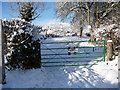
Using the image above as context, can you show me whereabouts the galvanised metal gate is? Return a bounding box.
[41,40,106,67]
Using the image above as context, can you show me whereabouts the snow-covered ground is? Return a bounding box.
[3,57,118,88]
[3,36,118,88]
[0,84,2,89]
[39,23,80,36]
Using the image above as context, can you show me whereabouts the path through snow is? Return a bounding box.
[3,60,118,88]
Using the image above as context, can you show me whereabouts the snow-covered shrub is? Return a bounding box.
[6,33,40,70]
[2,18,41,70]
[94,24,120,55]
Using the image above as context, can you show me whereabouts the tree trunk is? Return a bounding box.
[80,27,83,37]
[90,28,95,41]
[87,6,95,41]
[95,5,100,28]
[95,20,100,28]
[87,7,90,26]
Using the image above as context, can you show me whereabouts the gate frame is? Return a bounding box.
[41,40,106,67]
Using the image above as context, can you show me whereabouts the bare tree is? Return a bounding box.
[55,2,119,41]
[55,2,95,40]
[93,2,120,28]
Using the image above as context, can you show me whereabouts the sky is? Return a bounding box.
[1,2,64,25]
[0,1,1,18]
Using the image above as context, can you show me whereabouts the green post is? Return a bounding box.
[104,40,106,62]
[40,43,41,67]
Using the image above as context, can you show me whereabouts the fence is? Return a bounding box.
[41,40,106,67]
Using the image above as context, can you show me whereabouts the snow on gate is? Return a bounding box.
[41,37,106,67]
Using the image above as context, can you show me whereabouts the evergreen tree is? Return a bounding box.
[20,2,34,22]
[10,2,45,22]
[7,33,41,70]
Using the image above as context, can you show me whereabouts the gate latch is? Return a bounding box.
[67,47,78,55]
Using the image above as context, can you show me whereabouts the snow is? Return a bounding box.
[91,56,118,86]
[94,24,119,40]
[3,36,118,88]
[107,40,112,42]
[2,19,119,88]
[39,23,80,36]
[3,57,118,88]
[87,25,92,29]
[0,84,2,90]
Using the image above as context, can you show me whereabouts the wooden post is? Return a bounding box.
[80,27,83,37]
[107,40,113,61]
[0,19,6,84]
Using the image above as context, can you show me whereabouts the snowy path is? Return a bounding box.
[3,36,118,88]
[3,61,118,88]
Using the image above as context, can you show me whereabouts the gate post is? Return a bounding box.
[40,42,41,67]
[0,19,6,84]
[107,40,113,61]
[104,40,106,62]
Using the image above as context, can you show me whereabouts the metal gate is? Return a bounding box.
[41,40,106,67]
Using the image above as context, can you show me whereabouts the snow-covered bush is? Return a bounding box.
[2,18,41,70]
[94,24,120,55]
